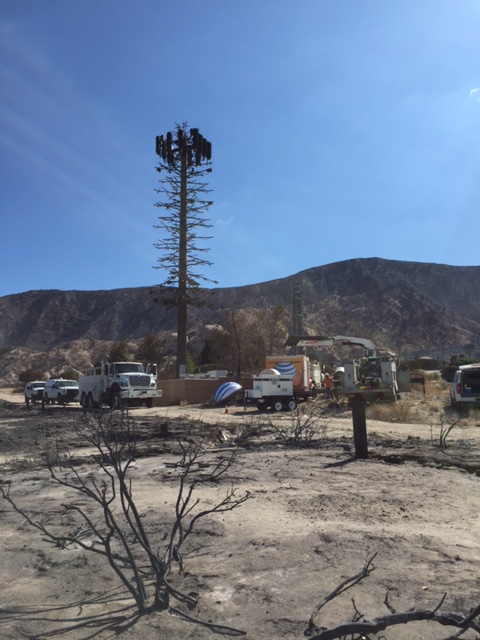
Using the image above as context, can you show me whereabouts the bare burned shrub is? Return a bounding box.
[1,409,250,634]
[234,415,269,446]
[306,554,480,639]
[433,414,463,450]
[268,402,329,448]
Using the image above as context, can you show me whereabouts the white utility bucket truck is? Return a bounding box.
[78,361,162,409]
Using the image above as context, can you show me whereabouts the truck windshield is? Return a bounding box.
[115,363,144,374]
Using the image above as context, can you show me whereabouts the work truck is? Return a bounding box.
[78,361,162,409]
[285,335,411,402]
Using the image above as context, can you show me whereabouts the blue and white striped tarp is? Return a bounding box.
[214,381,242,404]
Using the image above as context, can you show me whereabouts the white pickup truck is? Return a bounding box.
[24,381,46,406]
[450,363,480,408]
[43,379,79,405]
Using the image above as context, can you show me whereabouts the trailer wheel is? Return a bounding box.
[272,400,283,412]
[285,399,297,411]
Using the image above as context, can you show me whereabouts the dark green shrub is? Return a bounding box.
[441,357,477,382]
[18,369,46,383]
[108,340,130,362]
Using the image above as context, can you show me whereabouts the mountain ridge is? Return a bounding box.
[1,258,479,384]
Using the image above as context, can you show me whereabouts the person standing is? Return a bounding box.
[324,373,333,399]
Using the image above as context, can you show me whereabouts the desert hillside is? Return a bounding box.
[1,258,479,385]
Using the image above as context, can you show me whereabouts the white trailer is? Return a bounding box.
[78,361,162,409]
[244,369,298,412]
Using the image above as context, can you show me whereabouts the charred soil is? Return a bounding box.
[1,387,479,639]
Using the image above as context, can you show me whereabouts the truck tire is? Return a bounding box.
[57,393,64,405]
[25,395,30,408]
[110,391,122,410]
[285,399,297,411]
[272,400,283,412]
[146,398,154,408]
[87,393,95,410]
[80,393,86,408]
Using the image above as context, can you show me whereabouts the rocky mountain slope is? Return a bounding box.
[1,258,479,384]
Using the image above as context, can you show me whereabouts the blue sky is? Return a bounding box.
[1,0,479,297]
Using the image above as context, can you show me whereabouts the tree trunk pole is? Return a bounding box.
[351,395,368,459]
[176,143,188,378]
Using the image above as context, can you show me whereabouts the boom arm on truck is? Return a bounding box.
[286,335,381,355]
[285,335,409,401]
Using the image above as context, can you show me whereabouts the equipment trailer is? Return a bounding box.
[244,369,309,412]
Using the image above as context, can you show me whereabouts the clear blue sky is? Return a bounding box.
[1,0,479,297]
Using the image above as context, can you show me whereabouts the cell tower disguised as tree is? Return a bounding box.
[153,123,215,378]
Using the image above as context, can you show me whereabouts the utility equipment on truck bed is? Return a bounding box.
[78,361,162,409]
[285,335,410,402]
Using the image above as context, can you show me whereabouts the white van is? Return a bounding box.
[450,364,480,408]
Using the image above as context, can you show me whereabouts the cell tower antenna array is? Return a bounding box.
[154,124,213,378]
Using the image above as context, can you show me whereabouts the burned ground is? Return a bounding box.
[1,389,479,639]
